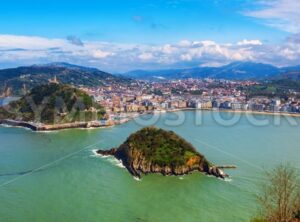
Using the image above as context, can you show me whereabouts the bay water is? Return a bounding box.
[1,111,299,222]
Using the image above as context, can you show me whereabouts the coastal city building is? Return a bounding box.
[74,78,300,122]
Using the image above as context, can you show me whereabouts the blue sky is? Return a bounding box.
[0,0,287,43]
[0,0,300,72]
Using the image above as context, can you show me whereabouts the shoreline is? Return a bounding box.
[165,108,300,118]
[0,119,113,132]
[1,108,300,132]
[215,108,300,118]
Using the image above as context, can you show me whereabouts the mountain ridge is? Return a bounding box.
[123,62,300,80]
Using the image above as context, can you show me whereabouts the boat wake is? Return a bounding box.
[0,168,44,177]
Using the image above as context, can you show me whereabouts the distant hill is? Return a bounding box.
[280,65,300,73]
[242,69,300,98]
[0,63,130,95]
[277,71,300,81]
[123,62,300,80]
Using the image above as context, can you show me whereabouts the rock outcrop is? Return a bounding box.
[97,127,229,179]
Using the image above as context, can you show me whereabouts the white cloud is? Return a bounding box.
[237,39,263,46]
[281,48,296,60]
[138,52,154,60]
[244,0,300,33]
[180,54,192,61]
[1,34,300,71]
[0,34,65,49]
[161,44,177,54]
[92,49,114,58]
[178,40,191,47]
[200,40,217,47]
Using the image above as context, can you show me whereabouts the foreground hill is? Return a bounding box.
[97,127,228,179]
[0,83,105,124]
[0,63,130,95]
[124,62,300,80]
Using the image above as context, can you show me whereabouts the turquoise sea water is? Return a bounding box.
[1,111,300,222]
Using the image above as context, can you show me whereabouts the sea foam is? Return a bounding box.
[91,149,125,168]
[91,149,110,158]
[133,176,141,181]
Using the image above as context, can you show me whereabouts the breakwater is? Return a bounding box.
[0,119,112,131]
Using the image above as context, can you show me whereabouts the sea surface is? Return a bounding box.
[1,111,300,222]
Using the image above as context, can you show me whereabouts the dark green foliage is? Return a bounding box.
[152,89,163,96]
[171,88,180,95]
[189,90,203,95]
[2,83,105,124]
[0,107,16,120]
[125,127,203,167]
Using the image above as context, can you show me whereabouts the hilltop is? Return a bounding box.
[97,127,228,179]
[0,63,130,95]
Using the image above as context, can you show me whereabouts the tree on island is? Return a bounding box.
[251,164,300,222]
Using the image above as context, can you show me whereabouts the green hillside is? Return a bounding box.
[1,83,105,124]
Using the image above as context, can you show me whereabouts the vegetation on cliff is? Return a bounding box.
[0,106,16,120]
[125,127,205,167]
[97,127,228,179]
[1,83,105,124]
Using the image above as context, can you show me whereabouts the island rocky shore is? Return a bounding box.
[97,127,231,179]
[97,148,228,179]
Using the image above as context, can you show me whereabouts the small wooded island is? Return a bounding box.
[97,127,230,179]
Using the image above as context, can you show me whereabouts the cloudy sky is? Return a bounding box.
[0,0,300,72]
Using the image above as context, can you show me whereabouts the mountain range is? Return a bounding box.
[123,62,300,80]
[1,61,300,96]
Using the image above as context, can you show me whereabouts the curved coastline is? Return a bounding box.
[165,107,300,118]
[1,108,299,131]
